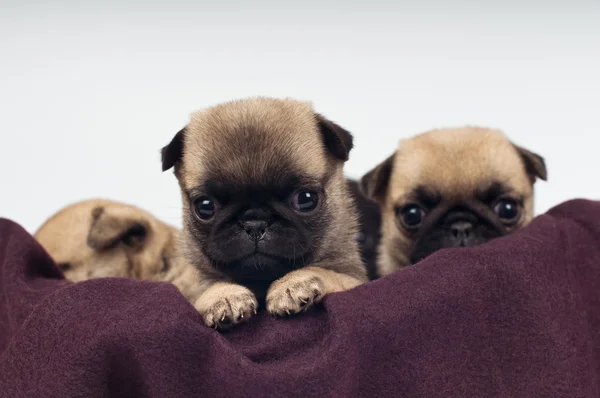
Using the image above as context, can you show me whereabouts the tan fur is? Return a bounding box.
[366,126,545,276]
[266,266,363,316]
[166,97,367,329]
[193,282,258,328]
[34,199,203,302]
[181,97,328,189]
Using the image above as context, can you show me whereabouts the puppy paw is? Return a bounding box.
[194,283,258,330]
[266,272,325,317]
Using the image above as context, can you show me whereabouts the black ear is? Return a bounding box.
[314,113,354,161]
[360,153,396,204]
[514,145,547,183]
[161,127,186,172]
[87,207,149,251]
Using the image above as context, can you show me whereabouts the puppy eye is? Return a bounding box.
[193,196,217,220]
[397,204,425,229]
[291,190,319,213]
[493,198,520,222]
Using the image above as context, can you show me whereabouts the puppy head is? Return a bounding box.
[162,97,357,287]
[34,199,182,282]
[361,126,547,275]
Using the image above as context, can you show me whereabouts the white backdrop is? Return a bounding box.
[1,0,598,232]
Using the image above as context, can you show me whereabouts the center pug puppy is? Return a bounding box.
[161,97,367,329]
[361,126,547,276]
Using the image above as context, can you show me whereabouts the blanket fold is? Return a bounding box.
[1,199,599,397]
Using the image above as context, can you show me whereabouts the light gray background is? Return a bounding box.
[1,0,598,232]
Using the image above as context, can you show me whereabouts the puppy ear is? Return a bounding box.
[514,145,547,183]
[87,206,150,251]
[314,113,354,161]
[360,153,396,204]
[161,127,186,172]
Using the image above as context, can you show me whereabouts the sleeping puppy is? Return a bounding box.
[361,126,547,276]
[34,199,203,302]
[347,179,381,280]
[161,97,367,329]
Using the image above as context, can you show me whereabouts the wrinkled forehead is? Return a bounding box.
[181,101,327,188]
[389,129,532,203]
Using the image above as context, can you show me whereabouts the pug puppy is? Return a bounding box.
[34,199,203,302]
[161,97,367,329]
[347,179,381,280]
[360,126,547,276]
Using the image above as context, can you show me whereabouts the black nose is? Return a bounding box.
[238,208,271,240]
[450,221,473,244]
[242,220,268,240]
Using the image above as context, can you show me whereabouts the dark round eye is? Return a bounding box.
[291,190,319,213]
[494,198,520,222]
[193,196,217,220]
[398,204,425,228]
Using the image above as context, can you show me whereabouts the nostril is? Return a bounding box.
[451,221,473,238]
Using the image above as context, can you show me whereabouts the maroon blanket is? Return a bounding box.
[1,200,600,397]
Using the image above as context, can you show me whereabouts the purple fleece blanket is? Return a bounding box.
[1,200,600,397]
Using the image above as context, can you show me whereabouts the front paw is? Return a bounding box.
[266,272,325,317]
[194,284,258,330]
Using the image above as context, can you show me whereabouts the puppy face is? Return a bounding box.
[191,177,327,283]
[361,127,547,275]
[34,200,183,283]
[162,98,359,291]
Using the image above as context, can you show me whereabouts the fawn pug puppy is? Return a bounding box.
[361,126,547,276]
[34,199,202,302]
[161,97,367,329]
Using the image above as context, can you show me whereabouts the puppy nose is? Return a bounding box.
[450,221,472,239]
[239,209,270,240]
[241,220,268,240]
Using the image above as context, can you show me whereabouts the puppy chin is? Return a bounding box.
[205,237,312,284]
[222,253,302,282]
[199,209,316,283]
